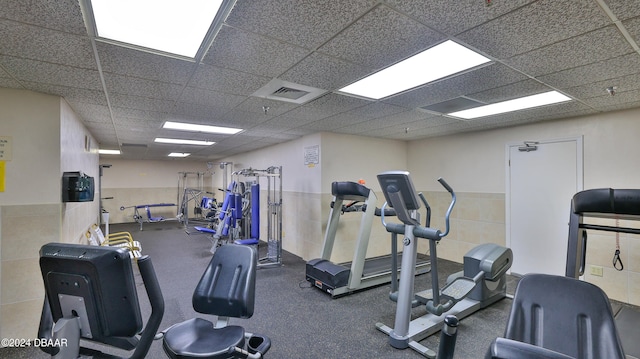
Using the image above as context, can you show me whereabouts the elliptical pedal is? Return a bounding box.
[441,277,476,301]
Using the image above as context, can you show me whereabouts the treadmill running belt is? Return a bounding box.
[343,253,429,278]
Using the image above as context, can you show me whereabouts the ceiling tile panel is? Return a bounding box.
[111,106,168,122]
[584,89,640,110]
[190,63,270,96]
[386,0,535,36]
[318,4,445,69]
[225,0,378,49]
[336,114,445,135]
[604,0,640,21]
[457,0,611,59]
[113,117,162,131]
[0,77,23,89]
[342,102,407,120]
[298,112,366,131]
[109,93,175,113]
[279,52,372,91]
[218,108,275,128]
[283,93,370,122]
[179,87,246,109]
[103,73,184,100]
[468,79,554,103]
[563,72,640,99]
[538,53,640,89]
[168,102,230,121]
[504,25,634,77]
[202,25,309,77]
[597,99,640,113]
[0,0,86,34]
[622,16,640,44]
[71,102,112,123]
[377,109,440,126]
[252,115,318,130]
[281,128,315,137]
[25,83,107,106]
[0,55,103,90]
[0,21,96,69]
[96,42,195,85]
[384,121,472,140]
[340,110,445,136]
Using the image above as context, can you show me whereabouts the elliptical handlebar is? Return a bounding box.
[380,202,390,228]
[438,177,456,238]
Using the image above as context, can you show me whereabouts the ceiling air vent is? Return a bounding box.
[121,143,148,156]
[252,79,326,104]
[271,86,310,100]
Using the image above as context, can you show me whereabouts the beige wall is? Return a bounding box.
[100,159,210,224]
[0,88,98,342]
[218,132,408,263]
[60,99,100,244]
[0,88,60,341]
[318,133,407,263]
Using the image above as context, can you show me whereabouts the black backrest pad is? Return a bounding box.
[505,274,625,358]
[192,244,257,318]
[572,188,640,216]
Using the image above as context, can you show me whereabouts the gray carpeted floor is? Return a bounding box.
[4,222,519,358]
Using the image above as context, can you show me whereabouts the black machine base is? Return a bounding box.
[305,259,349,294]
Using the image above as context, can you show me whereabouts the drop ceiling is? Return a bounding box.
[1,0,639,160]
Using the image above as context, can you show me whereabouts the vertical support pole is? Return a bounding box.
[565,205,583,278]
[349,190,377,288]
[390,218,418,348]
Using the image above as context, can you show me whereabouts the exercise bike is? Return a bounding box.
[376,171,512,358]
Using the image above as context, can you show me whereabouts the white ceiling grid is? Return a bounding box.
[0,0,639,160]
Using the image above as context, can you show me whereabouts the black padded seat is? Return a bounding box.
[162,318,244,359]
[162,244,270,358]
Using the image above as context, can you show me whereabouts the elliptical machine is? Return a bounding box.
[376,171,512,358]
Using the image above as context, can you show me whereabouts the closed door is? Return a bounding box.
[507,138,582,276]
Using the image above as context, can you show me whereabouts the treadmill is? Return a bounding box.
[306,181,429,298]
[566,188,640,359]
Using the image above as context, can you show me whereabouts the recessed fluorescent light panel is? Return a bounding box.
[168,152,190,157]
[98,149,121,155]
[338,40,491,100]
[89,0,224,58]
[448,91,572,119]
[163,121,243,135]
[154,138,215,146]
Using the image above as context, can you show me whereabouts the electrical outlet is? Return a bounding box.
[590,265,604,277]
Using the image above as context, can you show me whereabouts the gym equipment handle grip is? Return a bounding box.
[438,177,454,194]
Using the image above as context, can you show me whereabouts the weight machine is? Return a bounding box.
[177,171,213,228]
[231,166,283,268]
